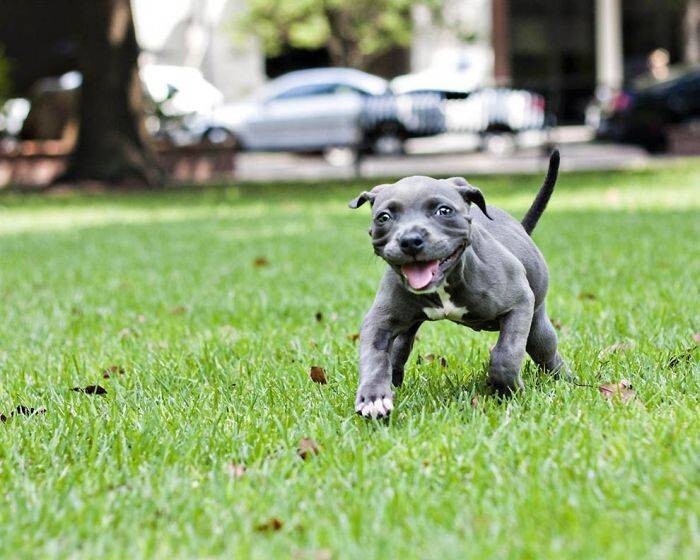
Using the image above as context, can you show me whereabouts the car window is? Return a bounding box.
[271,83,337,101]
[334,84,369,96]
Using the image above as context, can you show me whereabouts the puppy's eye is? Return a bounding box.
[436,205,454,216]
[375,211,392,225]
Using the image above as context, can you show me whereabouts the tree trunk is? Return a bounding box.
[59,0,162,187]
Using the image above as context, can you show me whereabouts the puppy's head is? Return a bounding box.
[350,175,491,293]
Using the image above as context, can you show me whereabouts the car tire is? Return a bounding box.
[368,122,405,156]
[203,127,239,148]
[481,131,517,155]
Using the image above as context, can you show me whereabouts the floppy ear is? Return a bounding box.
[348,184,388,209]
[348,191,374,209]
[448,177,492,220]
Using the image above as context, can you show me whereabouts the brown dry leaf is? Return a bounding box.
[578,291,597,301]
[255,517,283,532]
[347,333,360,343]
[170,305,187,315]
[470,395,479,409]
[666,349,696,368]
[72,385,107,395]
[253,256,270,267]
[693,333,700,344]
[417,354,447,366]
[314,311,323,322]
[598,379,636,404]
[551,319,564,330]
[309,366,327,384]
[102,365,125,379]
[226,463,246,478]
[1,405,46,422]
[598,341,635,359]
[298,437,319,460]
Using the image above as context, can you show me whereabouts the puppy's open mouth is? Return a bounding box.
[399,244,465,291]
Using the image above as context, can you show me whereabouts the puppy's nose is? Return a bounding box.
[399,232,425,255]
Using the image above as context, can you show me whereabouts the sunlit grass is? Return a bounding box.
[0,160,698,559]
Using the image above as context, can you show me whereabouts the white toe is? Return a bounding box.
[382,398,393,411]
[373,399,386,416]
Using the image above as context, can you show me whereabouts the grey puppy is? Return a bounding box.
[349,150,567,418]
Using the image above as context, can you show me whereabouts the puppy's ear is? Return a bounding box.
[448,177,492,220]
[348,184,388,209]
[348,191,374,209]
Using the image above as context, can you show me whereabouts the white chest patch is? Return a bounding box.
[422,287,468,322]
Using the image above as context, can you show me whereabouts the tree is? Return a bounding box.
[237,0,440,71]
[60,0,162,187]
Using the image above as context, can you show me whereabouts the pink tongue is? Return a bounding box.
[401,260,439,290]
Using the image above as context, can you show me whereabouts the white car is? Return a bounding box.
[201,68,443,155]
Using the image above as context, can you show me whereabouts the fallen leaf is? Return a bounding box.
[470,395,479,409]
[298,437,319,460]
[579,292,597,301]
[347,333,360,343]
[693,333,700,344]
[255,517,283,532]
[102,365,125,379]
[598,379,636,404]
[137,314,147,323]
[72,385,107,395]
[170,305,187,315]
[551,319,564,330]
[1,405,46,422]
[253,256,269,267]
[666,348,696,368]
[417,354,447,366]
[598,341,635,359]
[226,463,246,478]
[314,311,323,322]
[309,366,327,384]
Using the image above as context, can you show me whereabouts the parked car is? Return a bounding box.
[199,68,444,156]
[593,66,700,152]
[392,70,546,153]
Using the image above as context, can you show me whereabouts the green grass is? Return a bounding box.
[1,160,699,559]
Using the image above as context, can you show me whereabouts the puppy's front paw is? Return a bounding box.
[355,385,393,419]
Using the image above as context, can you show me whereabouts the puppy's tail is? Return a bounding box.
[521,149,560,236]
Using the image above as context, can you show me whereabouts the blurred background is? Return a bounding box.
[0,0,698,187]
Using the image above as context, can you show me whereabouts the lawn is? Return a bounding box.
[0,160,698,559]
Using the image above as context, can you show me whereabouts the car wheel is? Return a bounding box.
[369,123,405,156]
[203,127,239,148]
[481,132,516,155]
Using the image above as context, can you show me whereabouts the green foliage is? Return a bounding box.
[0,162,699,557]
[235,0,441,69]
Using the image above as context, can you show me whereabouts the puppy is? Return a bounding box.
[349,151,567,418]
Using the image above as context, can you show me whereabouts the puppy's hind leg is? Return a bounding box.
[526,305,568,377]
[390,322,422,387]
